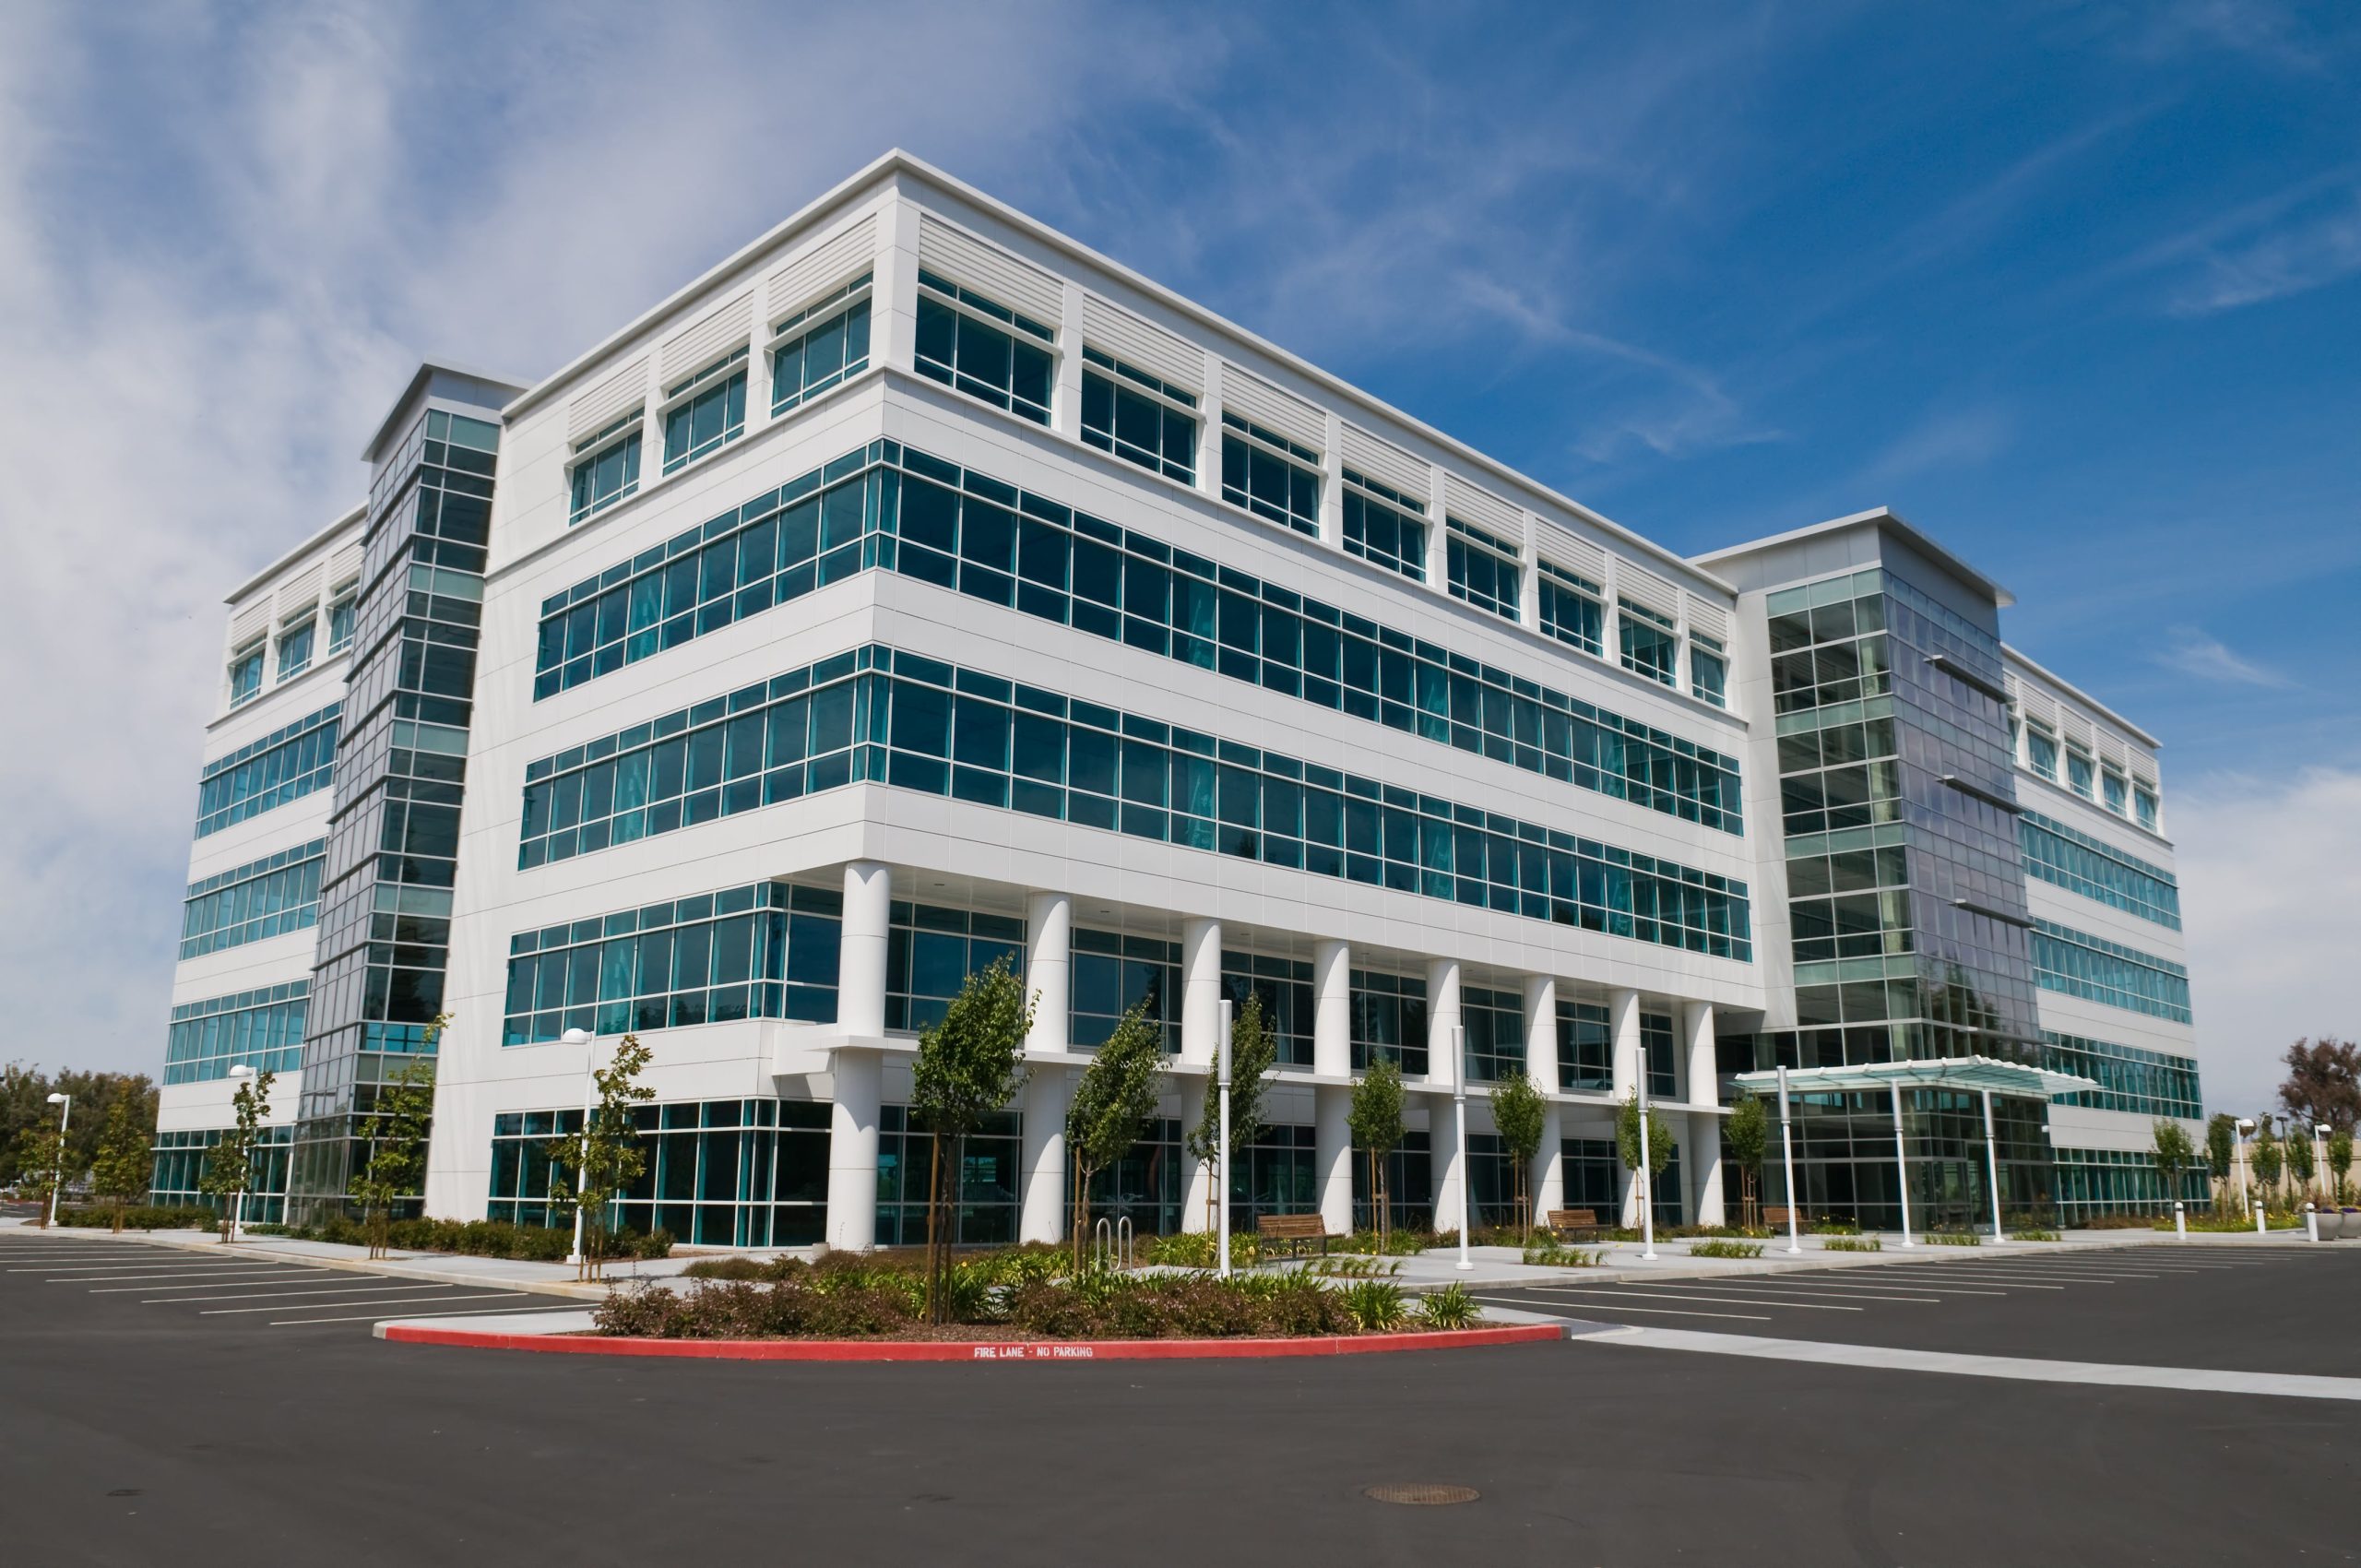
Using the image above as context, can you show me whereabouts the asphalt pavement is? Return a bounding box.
[3,1227,2355,1566]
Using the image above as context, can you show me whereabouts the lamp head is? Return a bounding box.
[227,1064,255,1080]
[561,1028,591,1046]
[45,1092,65,1104]
[2236,1118,2254,1133]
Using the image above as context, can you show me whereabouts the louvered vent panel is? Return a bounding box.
[567,357,649,445]
[918,213,1062,325]
[1684,593,1730,642]
[767,214,876,321]
[659,293,753,386]
[1080,294,1199,390]
[1218,365,1324,451]
[230,599,270,647]
[1340,425,1428,499]
[2096,731,2129,769]
[328,543,363,590]
[277,564,322,617]
[2019,687,2058,730]
[1443,474,1522,543]
[1532,520,1607,584]
[2061,710,2094,748]
[1616,561,1679,620]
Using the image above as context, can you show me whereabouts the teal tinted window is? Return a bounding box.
[2067,749,2095,799]
[529,442,1744,835]
[886,902,1026,1033]
[570,411,643,523]
[276,618,314,680]
[661,350,747,474]
[1071,929,1183,1051]
[1221,949,1313,1066]
[771,276,872,416]
[1556,1001,1611,1089]
[1446,517,1521,620]
[521,644,1753,962]
[1349,970,1429,1075]
[2044,1031,2201,1118]
[2020,811,2180,928]
[164,981,308,1084]
[914,270,1053,425]
[2027,728,2058,780]
[227,642,263,707]
[1690,636,1726,708]
[195,703,341,837]
[501,881,840,1044]
[181,839,325,957]
[1220,412,1320,535]
[2031,920,2191,1022]
[489,1097,830,1247]
[1537,563,1602,655]
[1082,347,1196,483]
[2134,787,2158,830]
[1461,987,1525,1081]
[1619,605,1679,686]
[1340,470,1426,582]
[327,593,356,653]
[2102,770,2129,815]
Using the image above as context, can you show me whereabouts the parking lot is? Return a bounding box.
[0,1230,584,1334]
[1480,1241,2361,1376]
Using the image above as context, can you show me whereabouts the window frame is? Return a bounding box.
[568,409,645,524]
[326,584,358,654]
[1689,632,1727,708]
[227,637,265,707]
[1445,517,1523,622]
[660,349,749,476]
[1618,600,1679,687]
[275,613,316,681]
[1338,469,1427,582]
[1218,412,1322,536]
[769,274,874,417]
[2026,725,2059,781]
[2066,747,2096,799]
[1536,561,1604,656]
[1080,346,1198,484]
[913,269,1056,426]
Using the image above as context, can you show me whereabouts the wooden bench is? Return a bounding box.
[1547,1207,1609,1241]
[1763,1206,1805,1229]
[1255,1212,1333,1257]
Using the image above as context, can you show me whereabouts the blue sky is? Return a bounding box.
[1,1,2353,1112]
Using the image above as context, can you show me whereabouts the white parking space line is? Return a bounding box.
[1904,1269,2131,1283]
[202,1290,525,1317]
[1560,1287,1864,1311]
[1477,1295,1773,1323]
[41,1266,331,1282]
[272,1301,587,1326]
[89,1274,336,1292]
[1791,1278,2013,1295]
[143,1282,433,1304]
[1710,1283,1944,1303]
[1863,1270,2066,1289]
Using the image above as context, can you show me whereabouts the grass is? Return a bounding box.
[1923,1231,1981,1246]
[1688,1239,1765,1259]
[1822,1237,1882,1253]
[2011,1229,2061,1241]
[1520,1241,1600,1267]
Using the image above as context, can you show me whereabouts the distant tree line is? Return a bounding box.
[2,1063,157,1189]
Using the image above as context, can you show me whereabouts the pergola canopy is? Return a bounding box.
[1730,1053,2098,1100]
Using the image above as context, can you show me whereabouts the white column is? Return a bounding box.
[825,1048,880,1252]
[1313,939,1353,1236]
[1427,956,1464,1234]
[1319,410,1345,549]
[1019,1067,1071,1246]
[1180,917,1223,1231]
[870,196,919,386]
[1052,280,1086,440]
[1518,531,1542,628]
[1197,352,1225,505]
[1024,892,1072,1053]
[1610,988,1643,1226]
[1426,468,1452,594]
[838,861,893,1039]
[1525,975,1562,1223]
[1684,1001,1724,1226]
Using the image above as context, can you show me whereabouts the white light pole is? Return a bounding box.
[562,1028,596,1267]
[2235,1117,2254,1208]
[1775,1065,1800,1254]
[1636,1042,1656,1261]
[1890,1081,1914,1249]
[223,1065,254,1241]
[1216,1001,1232,1280]
[1453,1024,1471,1272]
[42,1092,70,1228]
[1981,1089,2005,1244]
[2315,1123,2331,1206]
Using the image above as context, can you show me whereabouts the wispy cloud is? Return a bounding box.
[1854,406,2014,493]
[2163,187,2361,315]
[2157,628,2295,688]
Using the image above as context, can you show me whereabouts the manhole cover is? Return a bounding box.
[1364,1482,1479,1506]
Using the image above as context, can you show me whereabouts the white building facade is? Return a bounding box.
[154,153,2205,1245]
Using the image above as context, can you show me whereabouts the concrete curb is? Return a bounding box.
[374,1321,1567,1361]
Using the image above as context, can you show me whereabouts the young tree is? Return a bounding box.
[1725,1094,1772,1230]
[1616,1091,1675,1226]
[545,1035,654,1281]
[2152,1120,2195,1214]
[910,956,1033,1323]
[2329,1128,2355,1206]
[89,1097,154,1232]
[2287,1128,2317,1201]
[2203,1113,2238,1214]
[1489,1071,1547,1240]
[1065,997,1165,1269]
[197,1069,275,1241]
[2251,1119,2284,1208]
[349,1049,440,1261]
[9,1122,65,1228]
[2275,1038,2361,1133]
[1185,993,1277,1235]
[1349,1055,1406,1245]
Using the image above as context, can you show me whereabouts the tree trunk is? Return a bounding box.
[923,1133,943,1324]
[1072,1158,1090,1273]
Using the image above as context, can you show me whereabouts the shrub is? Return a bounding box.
[1689,1239,1764,1260]
[1923,1231,1980,1247]
[2011,1229,2061,1241]
[682,1255,803,1282]
[1418,1281,1482,1330]
[1520,1241,1598,1266]
[1822,1237,1882,1253]
[1340,1280,1406,1331]
[54,1205,215,1231]
[1809,1218,1861,1235]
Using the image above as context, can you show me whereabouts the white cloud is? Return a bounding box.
[2173,767,2361,1117]
[2155,627,2294,689]
[2164,187,2361,315]
[1854,406,2015,493]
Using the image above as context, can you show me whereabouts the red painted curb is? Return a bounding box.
[379,1322,1564,1361]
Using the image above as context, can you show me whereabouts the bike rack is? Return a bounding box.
[1091,1215,1135,1271]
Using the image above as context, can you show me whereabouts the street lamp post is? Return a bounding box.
[1453,1025,1471,1273]
[1981,1089,2005,1244]
[1890,1082,1914,1249]
[1216,1001,1232,1281]
[1636,1043,1656,1262]
[2315,1123,2331,1206]
[42,1092,70,1228]
[223,1065,254,1242]
[562,1028,598,1268]
[1775,1066,1800,1255]
[2235,1117,2254,1208]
